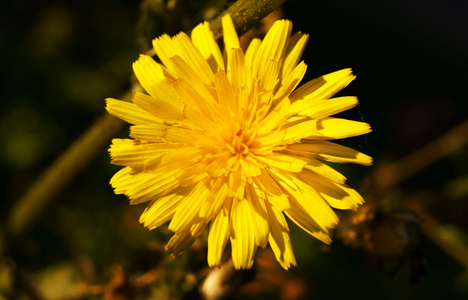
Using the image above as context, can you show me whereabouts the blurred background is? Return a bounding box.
[1,0,468,299]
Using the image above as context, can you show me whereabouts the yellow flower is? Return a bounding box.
[106,15,372,270]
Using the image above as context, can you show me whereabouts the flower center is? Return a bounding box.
[231,129,249,155]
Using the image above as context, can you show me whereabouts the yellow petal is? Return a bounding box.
[109,166,132,186]
[105,98,160,125]
[244,37,261,75]
[178,163,209,186]
[206,152,233,178]
[166,221,207,256]
[132,54,178,100]
[254,119,318,147]
[169,179,210,232]
[259,59,280,94]
[254,152,308,173]
[222,14,240,51]
[214,70,237,118]
[128,171,180,204]
[208,197,232,267]
[256,97,292,136]
[112,168,180,205]
[266,203,297,269]
[292,96,359,119]
[139,186,190,229]
[152,34,177,74]
[250,60,279,124]
[253,169,290,211]
[170,32,214,85]
[171,77,217,122]
[284,207,332,244]
[286,140,373,165]
[320,185,364,210]
[153,32,214,85]
[170,55,216,105]
[239,155,262,179]
[200,176,230,220]
[273,171,338,232]
[308,117,372,140]
[145,147,204,172]
[129,124,199,144]
[227,47,246,92]
[273,61,307,103]
[109,138,175,168]
[281,32,309,79]
[253,19,292,79]
[300,171,364,210]
[247,184,269,248]
[228,169,246,201]
[290,68,355,103]
[132,92,185,121]
[191,21,225,72]
[182,102,225,140]
[303,157,347,184]
[230,198,256,269]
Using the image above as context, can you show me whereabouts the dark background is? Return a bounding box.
[1,0,468,299]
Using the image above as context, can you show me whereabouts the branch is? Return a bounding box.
[373,118,468,193]
[209,0,288,37]
[6,98,130,239]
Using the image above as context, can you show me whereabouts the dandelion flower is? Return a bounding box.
[106,15,372,270]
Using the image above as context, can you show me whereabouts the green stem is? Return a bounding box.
[408,200,468,269]
[6,98,130,239]
[209,0,288,37]
[373,118,468,194]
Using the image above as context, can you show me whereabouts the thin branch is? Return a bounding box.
[373,118,468,193]
[408,200,468,269]
[209,0,288,38]
[6,99,130,239]
[371,119,468,270]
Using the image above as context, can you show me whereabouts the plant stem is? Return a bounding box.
[209,0,288,38]
[408,200,468,269]
[6,98,130,239]
[373,118,468,193]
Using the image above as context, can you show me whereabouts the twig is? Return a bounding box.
[408,200,468,269]
[371,119,468,270]
[373,118,468,193]
[209,0,288,38]
[6,102,130,239]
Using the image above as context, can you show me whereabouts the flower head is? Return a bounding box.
[106,15,372,270]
